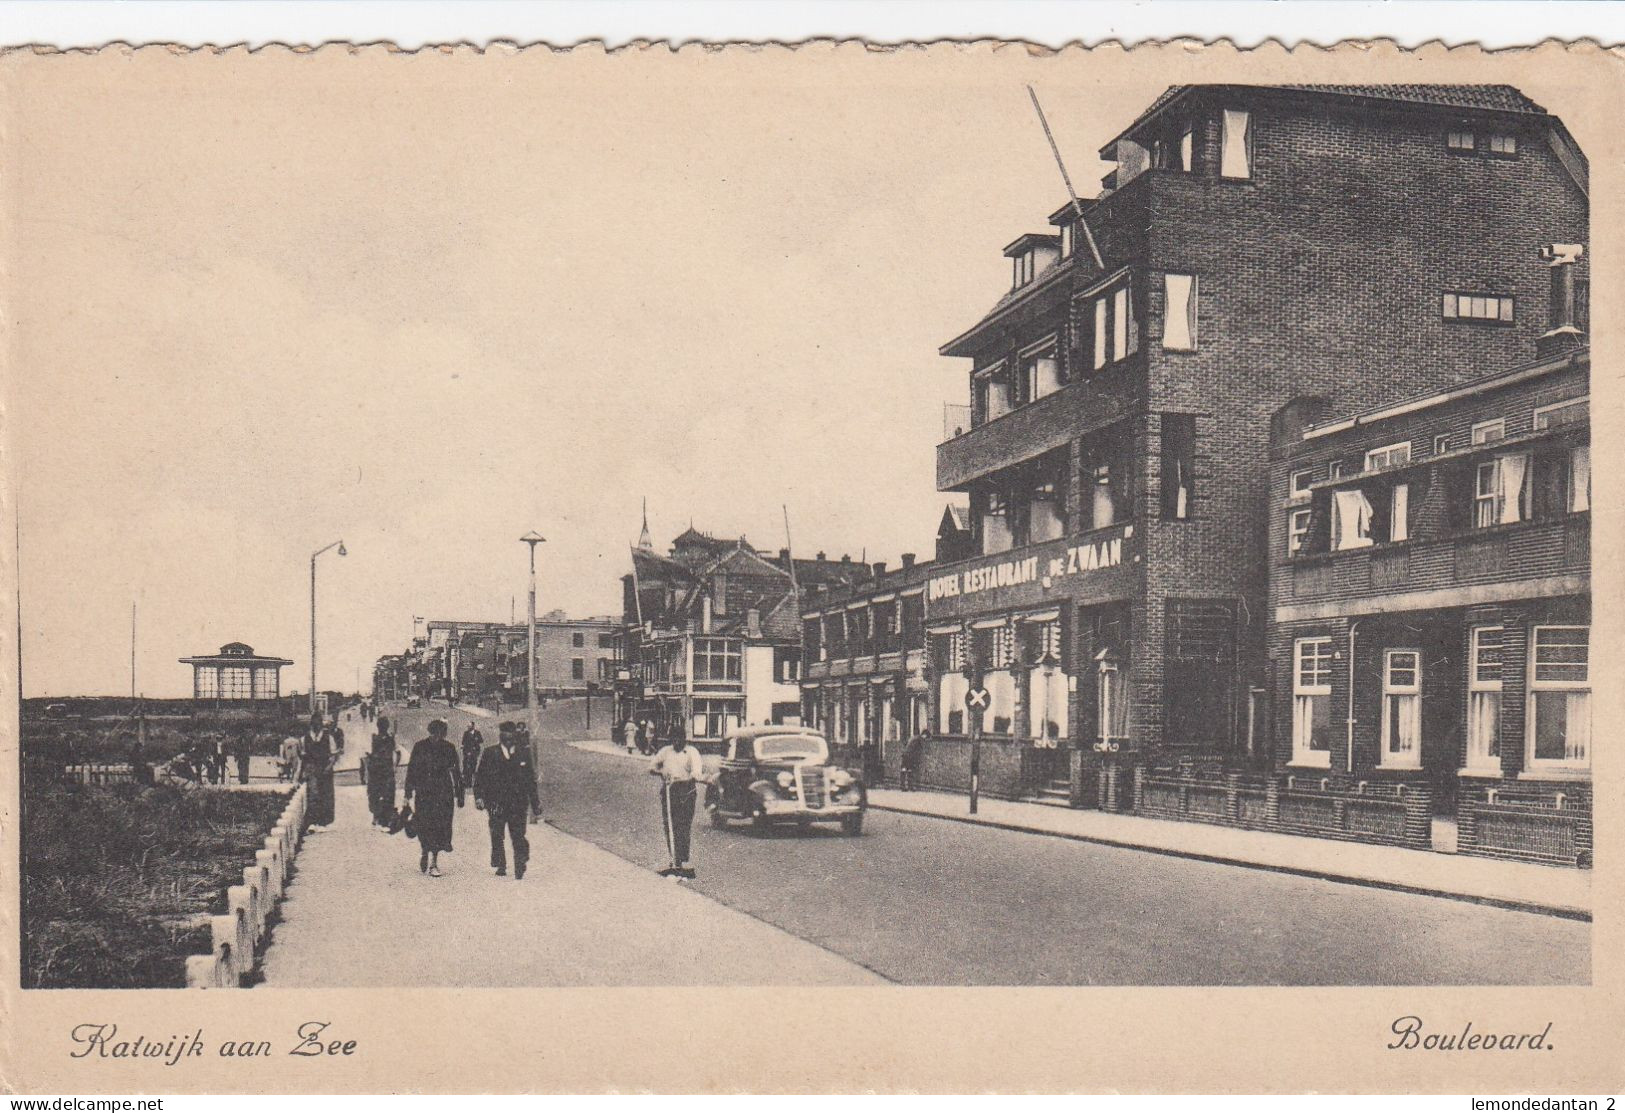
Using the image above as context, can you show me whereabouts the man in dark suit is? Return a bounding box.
[474,721,542,879]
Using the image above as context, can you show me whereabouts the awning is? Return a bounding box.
[927,622,962,635]
[971,617,1006,630]
[1018,609,1062,623]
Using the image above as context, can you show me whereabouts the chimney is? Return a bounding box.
[701,595,712,634]
[901,553,917,568]
[816,550,826,561]
[873,562,888,577]
[778,547,791,563]
[1537,243,1586,359]
[746,608,762,639]
[841,554,851,564]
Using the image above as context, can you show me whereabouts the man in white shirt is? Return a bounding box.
[647,733,711,880]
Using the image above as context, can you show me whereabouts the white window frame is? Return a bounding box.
[1569,443,1591,513]
[1380,649,1423,770]
[1526,625,1590,773]
[1390,482,1410,543]
[1474,461,1499,528]
[1446,129,1476,151]
[1287,508,1312,556]
[1433,433,1451,455]
[1486,133,1517,156]
[1364,441,1412,472]
[1291,637,1333,767]
[1289,468,1315,497]
[1162,273,1198,351]
[1471,418,1506,445]
[1464,625,1502,773]
[1532,396,1588,431]
[1093,296,1109,369]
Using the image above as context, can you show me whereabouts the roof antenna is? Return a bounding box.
[1027,84,1105,271]
[782,505,800,595]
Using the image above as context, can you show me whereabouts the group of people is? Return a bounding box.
[616,716,664,755]
[177,734,255,785]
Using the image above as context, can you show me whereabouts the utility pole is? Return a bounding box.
[310,540,346,715]
[521,531,546,815]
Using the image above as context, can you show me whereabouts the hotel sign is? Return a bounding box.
[926,526,1134,615]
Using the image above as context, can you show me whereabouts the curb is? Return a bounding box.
[185,783,308,987]
[867,801,1591,923]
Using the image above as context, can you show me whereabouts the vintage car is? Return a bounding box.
[705,726,866,835]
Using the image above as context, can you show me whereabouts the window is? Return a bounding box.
[1328,461,1345,480]
[981,491,1013,555]
[1443,292,1514,323]
[1472,418,1506,445]
[1161,414,1196,520]
[1220,109,1252,178]
[1112,285,1133,362]
[691,698,741,740]
[1332,488,1375,550]
[976,367,1012,423]
[1446,129,1476,151]
[1364,442,1411,472]
[1527,626,1590,771]
[1288,508,1312,556]
[598,633,615,649]
[901,593,925,646]
[1024,621,1067,742]
[1533,397,1588,431]
[1474,454,1530,528]
[1178,123,1193,172]
[572,632,584,648]
[1162,273,1198,350]
[1569,444,1591,513]
[1465,626,1502,772]
[1486,133,1517,156]
[1020,344,1062,401]
[693,637,741,682]
[1434,433,1451,455]
[571,658,585,681]
[1390,483,1410,543]
[1028,481,1065,543]
[1290,468,1315,497]
[1380,649,1422,769]
[1291,638,1333,766]
[775,646,800,683]
[1093,297,1108,369]
[1082,279,1138,372]
[1012,251,1036,289]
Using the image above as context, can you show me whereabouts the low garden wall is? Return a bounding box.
[1458,781,1592,868]
[1132,765,1432,851]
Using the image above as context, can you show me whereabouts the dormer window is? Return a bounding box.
[1005,233,1062,291]
[1013,252,1037,288]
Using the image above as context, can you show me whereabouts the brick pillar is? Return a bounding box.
[1264,775,1280,830]
[1132,763,1145,812]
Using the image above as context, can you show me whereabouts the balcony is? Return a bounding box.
[937,356,1143,491]
[1280,515,1590,620]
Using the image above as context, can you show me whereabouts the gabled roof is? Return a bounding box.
[939,504,970,535]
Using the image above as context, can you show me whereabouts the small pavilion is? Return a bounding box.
[179,642,292,708]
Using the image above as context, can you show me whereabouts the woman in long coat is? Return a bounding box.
[367,715,399,826]
[298,712,337,829]
[404,718,464,876]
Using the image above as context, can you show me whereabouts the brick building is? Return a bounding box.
[619,521,866,745]
[424,615,617,703]
[799,553,932,782]
[1267,321,1589,864]
[924,84,1587,810]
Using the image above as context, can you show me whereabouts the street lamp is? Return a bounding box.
[521,531,545,810]
[310,539,346,715]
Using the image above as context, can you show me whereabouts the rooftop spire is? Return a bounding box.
[637,497,653,551]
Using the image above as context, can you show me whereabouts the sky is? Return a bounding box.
[4,46,1591,697]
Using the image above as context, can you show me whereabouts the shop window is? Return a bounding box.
[1527,626,1590,771]
[1474,454,1530,528]
[1443,292,1514,324]
[1022,620,1067,742]
[938,670,967,735]
[1162,273,1198,350]
[1220,109,1252,179]
[691,698,740,740]
[1287,508,1312,556]
[1161,414,1196,520]
[1291,638,1333,767]
[1380,650,1422,769]
[1465,626,1503,773]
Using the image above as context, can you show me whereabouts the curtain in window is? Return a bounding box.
[1390,483,1409,542]
[1027,664,1069,741]
[938,672,968,735]
[1163,274,1196,350]
[1221,109,1251,178]
[1385,692,1421,762]
[1332,489,1375,549]
[1497,452,1528,524]
[1099,664,1128,741]
[986,670,1015,735]
[1571,445,1591,512]
[1467,691,1500,766]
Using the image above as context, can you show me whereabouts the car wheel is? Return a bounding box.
[751,798,773,836]
[708,804,729,830]
[840,811,865,837]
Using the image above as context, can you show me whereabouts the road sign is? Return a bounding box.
[965,686,990,711]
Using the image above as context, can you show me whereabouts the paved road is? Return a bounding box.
[383,699,1590,987]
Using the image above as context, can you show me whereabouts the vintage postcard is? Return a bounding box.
[1,37,1620,1094]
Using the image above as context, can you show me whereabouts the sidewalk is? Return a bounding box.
[867,786,1591,920]
[258,780,881,986]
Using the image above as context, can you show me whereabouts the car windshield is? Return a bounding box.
[754,735,828,762]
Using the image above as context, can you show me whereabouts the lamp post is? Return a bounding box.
[521,531,545,810]
[310,539,347,716]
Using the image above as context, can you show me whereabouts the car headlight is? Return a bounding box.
[776,771,794,790]
[829,769,853,788]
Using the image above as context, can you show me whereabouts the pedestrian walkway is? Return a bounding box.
[259,781,882,986]
[867,786,1591,919]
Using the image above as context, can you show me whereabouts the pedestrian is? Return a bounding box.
[636,717,654,756]
[277,733,300,783]
[404,718,464,876]
[460,721,485,787]
[298,712,338,830]
[232,732,252,785]
[647,730,711,880]
[209,736,228,784]
[474,721,542,879]
[900,728,927,792]
[367,715,399,827]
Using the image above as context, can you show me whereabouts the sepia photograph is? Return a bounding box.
[1,27,1619,1096]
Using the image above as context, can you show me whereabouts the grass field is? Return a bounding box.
[22,782,291,988]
